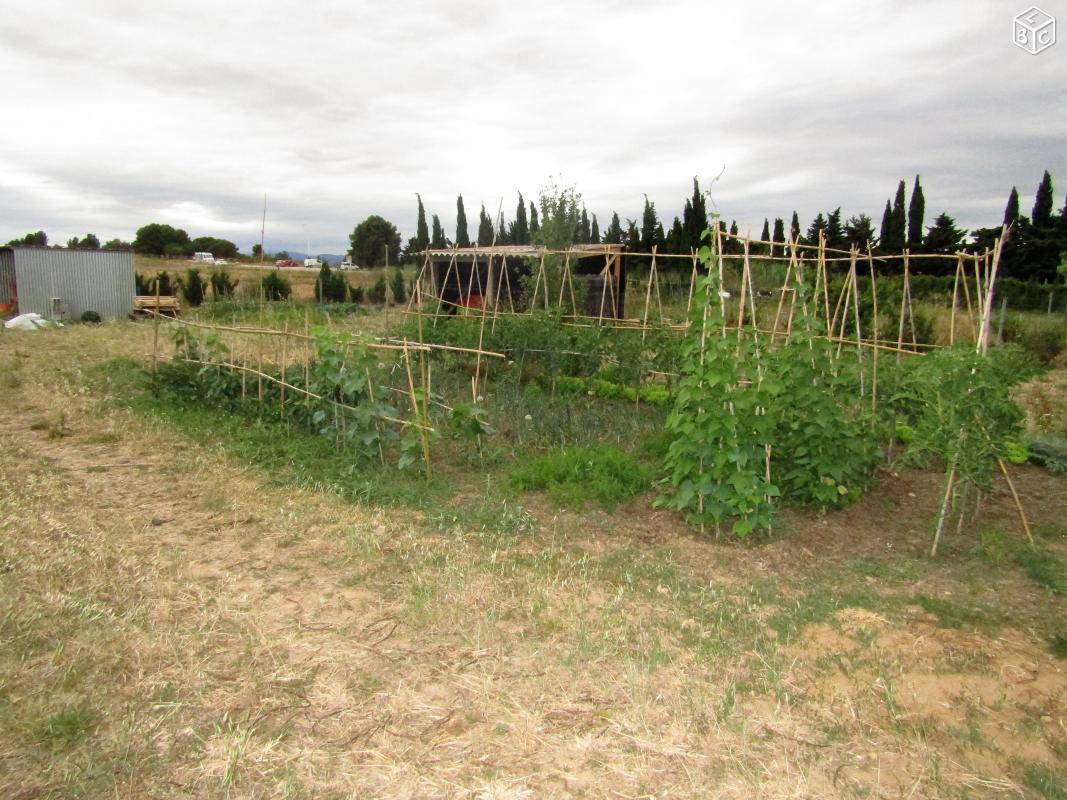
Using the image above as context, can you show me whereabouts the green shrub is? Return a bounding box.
[79,310,101,324]
[180,268,207,307]
[210,269,238,299]
[507,444,652,510]
[136,270,174,296]
[391,268,407,305]
[261,270,292,301]
[350,285,365,304]
[314,264,348,304]
[368,276,387,305]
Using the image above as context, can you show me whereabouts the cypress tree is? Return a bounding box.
[826,207,845,250]
[1003,187,1020,226]
[430,214,446,248]
[682,178,707,250]
[640,196,661,252]
[790,211,801,244]
[890,179,906,250]
[455,195,470,247]
[845,214,876,251]
[772,218,785,258]
[806,213,827,245]
[666,217,684,254]
[879,200,892,250]
[510,192,529,245]
[907,175,925,249]
[625,219,641,252]
[414,194,429,253]
[603,212,623,244]
[495,213,508,245]
[590,214,600,244]
[577,207,591,244]
[529,202,539,235]
[1032,170,1054,227]
[760,218,770,245]
[477,205,493,246]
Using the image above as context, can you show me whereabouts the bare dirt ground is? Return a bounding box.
[0,322,1064,799]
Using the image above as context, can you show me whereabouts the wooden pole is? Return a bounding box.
[998,458,1035,549]
[402,339,432,479]
[931,465,957,557]
[151,279,161,391]
[280,322,288,415]
[866,249,879,414]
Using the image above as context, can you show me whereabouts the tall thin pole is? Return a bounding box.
[260,194,266,264]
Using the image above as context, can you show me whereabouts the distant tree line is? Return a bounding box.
[403,171,1067,282]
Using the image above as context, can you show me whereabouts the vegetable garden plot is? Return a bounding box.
[144,221,1040,553]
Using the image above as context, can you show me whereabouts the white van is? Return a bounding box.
[192,252,214,264]
[304,258,322,268]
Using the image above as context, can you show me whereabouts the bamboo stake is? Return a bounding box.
[977,230,1007,356]
[931,465,958,557]
[685,249,698,317]
[402,340,432,479]
[280,322,288,415]
[151,279,161,391]
[849,249,865,397]
[998,458,1035,548]
[642,247,657,340]
[950,256,961,346]
[896,251,910,361]
[866,249,879,414]
[304,308,311,432]
[365,367,385,464]
[432,251,458,326]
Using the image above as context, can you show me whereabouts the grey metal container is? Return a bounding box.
[1,247,135,320]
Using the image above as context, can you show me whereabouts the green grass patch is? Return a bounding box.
[31,704,96,751]
[1021,761,1065,799]
[1015,547,1066,595]
[506,444,653,510]
[912,593,1000,631]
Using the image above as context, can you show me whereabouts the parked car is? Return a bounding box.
[191,252,214,264]
[275,259,297,267]
[213,258,229,266]
[339,255,361,270]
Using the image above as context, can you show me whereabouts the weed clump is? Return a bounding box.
[507,444,652,510]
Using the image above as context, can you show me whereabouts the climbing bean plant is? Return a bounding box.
[657,235,882,538]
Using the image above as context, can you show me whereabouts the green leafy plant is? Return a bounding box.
[657,240,778,537]
[262,271,292,301]
[891,344,1040,553]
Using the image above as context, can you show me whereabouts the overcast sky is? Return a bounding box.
[2,0,1065,254]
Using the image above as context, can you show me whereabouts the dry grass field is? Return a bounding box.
[0,314,1064,799]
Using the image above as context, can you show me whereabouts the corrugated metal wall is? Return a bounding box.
[0,250,15,307]
[6,248,135,320]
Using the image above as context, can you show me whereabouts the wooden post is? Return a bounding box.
[280,322,288,415]
[402,339,432,479]
[365,367,385,464]
[151,279,161,391]
[866,249,879,414]
[931,464,957,557]
[998,458,1035,549]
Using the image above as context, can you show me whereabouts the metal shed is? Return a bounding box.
[0,247,135,321]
